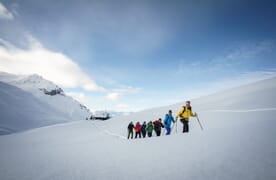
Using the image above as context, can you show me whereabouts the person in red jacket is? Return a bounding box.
[134,122,141,138]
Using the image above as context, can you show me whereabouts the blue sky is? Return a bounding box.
[0,0,276,111]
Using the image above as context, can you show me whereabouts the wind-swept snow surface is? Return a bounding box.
[0,77,276,180]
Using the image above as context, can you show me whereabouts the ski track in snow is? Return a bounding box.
[90,121,127,140]
[200,107,276,113]
[103,130,127,140]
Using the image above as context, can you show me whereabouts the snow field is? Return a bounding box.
[0,77,276,179]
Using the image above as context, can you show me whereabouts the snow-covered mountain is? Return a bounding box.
[0,77,275,180]
[0,72,92,134]
[0,81,72,135]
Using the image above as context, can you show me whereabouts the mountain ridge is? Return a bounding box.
[0,72,92,135]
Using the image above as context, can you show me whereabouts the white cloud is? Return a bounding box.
[113,86,142,94]
[0,2,14,20]
[177,40,275,75]
[117,103,129,111]
[105,85,141,101]
[216,41,274,66]
[106,92,120,101]
[0,36,105,92]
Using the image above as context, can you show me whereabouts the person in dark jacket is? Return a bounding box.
[153,118,164,136]
[127,121,134,139]
[141,121,147,138]
[146,121,154,137]
[134,122,142,138]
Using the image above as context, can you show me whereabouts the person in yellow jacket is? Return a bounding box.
[175,101,197,133]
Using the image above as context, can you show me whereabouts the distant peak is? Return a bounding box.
[28,73,43,80]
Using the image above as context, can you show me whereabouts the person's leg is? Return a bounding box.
[181,119,185,133]
[128,131,130,139]
[186,121,189,132]
[165,127,170,135]
[139,132,141,138]
[183,121,188,133]
[157,131,161,136]
[131,131,133,139]
[135,132,138,138]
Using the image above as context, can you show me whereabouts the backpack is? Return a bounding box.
[153,121,161,130]
[180,106,192,116]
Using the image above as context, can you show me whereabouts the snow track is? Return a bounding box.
[90,121,127,140]
[103,130,127,140]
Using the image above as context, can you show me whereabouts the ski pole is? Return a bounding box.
[170,123,174,134]
[196,115,204,131]
[175,121,177,133]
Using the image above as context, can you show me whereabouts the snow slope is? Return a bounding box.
[0,81,72,135]
[0,72,92,134]
[0,72,91,122]
[0,77,276,180]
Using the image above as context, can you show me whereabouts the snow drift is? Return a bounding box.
[0,77,275,180]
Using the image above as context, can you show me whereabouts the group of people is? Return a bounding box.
[127,101,197,139]
[127,118,164,139]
